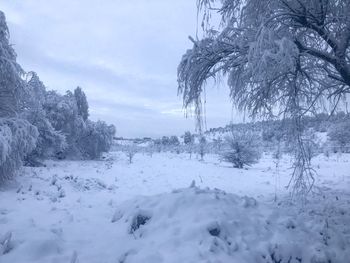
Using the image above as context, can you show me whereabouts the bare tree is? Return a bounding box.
[124,144,138,164]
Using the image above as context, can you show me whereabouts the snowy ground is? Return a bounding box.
[0,152,350,262]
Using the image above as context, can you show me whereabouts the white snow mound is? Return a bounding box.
[112,186,349,263]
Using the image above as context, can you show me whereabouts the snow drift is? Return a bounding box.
[112,185,349,263]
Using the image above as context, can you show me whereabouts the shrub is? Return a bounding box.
[328,119,350,153]
[220,131,261,169]
[77,120,116,160]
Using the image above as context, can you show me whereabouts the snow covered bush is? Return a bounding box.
[169,136,180,146]
[77,120,116,160]
[161,136,170,147]
[328,119,350,153]
[183,131,193,145]
[220,131,261,169]
[0,118,38,182]
[24,114,66,165]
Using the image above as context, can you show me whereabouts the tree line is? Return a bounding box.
[0,11,115,182]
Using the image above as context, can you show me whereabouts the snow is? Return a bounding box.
[0,152,350,262]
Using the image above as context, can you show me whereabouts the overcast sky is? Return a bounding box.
[1,0,239,138]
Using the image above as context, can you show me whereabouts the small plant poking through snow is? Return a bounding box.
[220,131,261,168]
[129,213,151,234]
[0,231,13,255]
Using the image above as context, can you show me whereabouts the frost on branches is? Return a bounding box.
[220,131,261,169]
[178,0,350,196]
[0,11,116,182]
[0,118,38,181]
[0,11,38,181]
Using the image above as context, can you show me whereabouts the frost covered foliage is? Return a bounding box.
[77,120,116,159]
[178,0,350,196]
[74,86,89,121]
[43,90,86,158]
[44,90,85,143]
[178,0,350,115]
[0,11,24,117]
[183,131,194,145]
[21,73,66,162]
[21,74,112,161]
[43,91,116,160]
[184,131,195,158]
[0,12,39,180]
[220,131,261,168]
[328,119,350,153]
[0,118,38,181]
[0,10,114,182]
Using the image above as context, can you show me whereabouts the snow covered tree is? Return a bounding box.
[184,131,195,158]
[220,131,261,169]
[328,119,350,153]
[77,120,116,159]
[74,86,89,121]
[125,144,137,164]
[0,118,38,181]
[183,131,193,145]
[198,135,207,161]
[0,12,39,180]
[169,136,180,146]
[0,11,24,117]
[44,90,115,159]
[153,139,162,152]
[161,136,170,146]
[21,73,66,163]
[178,0,350,195]
[0,10,115,171]
[44,90,86,158]
[213,136,223,153]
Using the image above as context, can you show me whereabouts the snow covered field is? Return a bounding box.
[1,152,350,262]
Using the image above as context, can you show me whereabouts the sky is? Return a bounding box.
[1,0,239,138]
